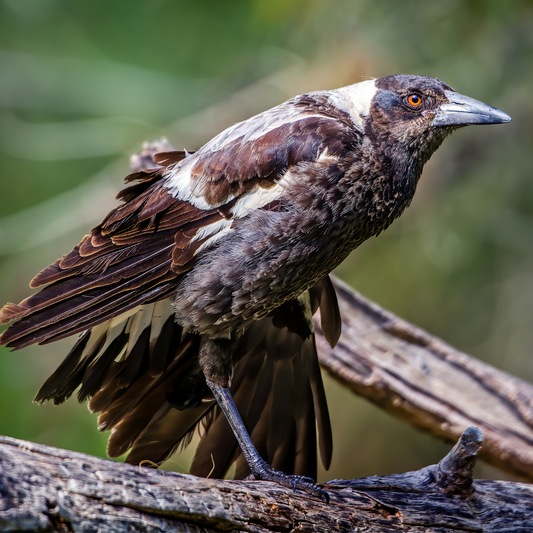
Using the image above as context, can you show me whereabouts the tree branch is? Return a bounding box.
[316,276,533,481]
[1,429,532,532]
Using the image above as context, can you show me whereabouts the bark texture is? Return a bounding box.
[1,429,532,533]
[316,276,533,481]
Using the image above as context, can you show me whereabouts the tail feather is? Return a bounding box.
[105,335,201,457]
[14,276,340,480]
[126,402,214,466]
[33,327,102,404]
[310,276,341,349]
[188,287,335,480]
[303,337,333,469]
[266,358,298,475]
[293,349,320,476]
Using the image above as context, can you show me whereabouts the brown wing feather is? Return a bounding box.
[1,102,354,342]
[152,150,194,167]
[0,98,349,480]
[27,282,335,480]
[0,170,223,348]
[187,116,358,206]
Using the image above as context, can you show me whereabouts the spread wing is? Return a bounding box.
[0,94,358,350]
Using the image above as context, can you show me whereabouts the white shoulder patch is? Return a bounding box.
[192,218,234,255]
[330,79,377,132]
[163,158,212,210]
[163,84,363,211]
[190,218,233,244]
[230,170,297,219]
[163,102,312,209]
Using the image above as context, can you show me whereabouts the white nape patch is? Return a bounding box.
[330,79,377,132]
[231,170,297,218]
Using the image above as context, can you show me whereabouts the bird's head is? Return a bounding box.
[338,74,511,165]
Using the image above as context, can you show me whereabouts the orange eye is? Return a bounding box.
[407,94,423,107]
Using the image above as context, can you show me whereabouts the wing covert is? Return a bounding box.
[0,167,224,348]
[164,95,359,212]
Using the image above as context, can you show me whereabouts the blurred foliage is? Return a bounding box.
[0,0,532,482]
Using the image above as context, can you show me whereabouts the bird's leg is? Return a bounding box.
[206,380,329,501]
[200,337,329,501]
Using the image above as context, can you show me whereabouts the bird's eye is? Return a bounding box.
[406,94,423,108]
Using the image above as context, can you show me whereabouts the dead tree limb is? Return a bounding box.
[316,276,533,481]
[1,429,532,532]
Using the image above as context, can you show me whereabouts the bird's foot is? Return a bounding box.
[247,459,329,503]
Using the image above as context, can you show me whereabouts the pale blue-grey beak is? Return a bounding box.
[433,90,511,126]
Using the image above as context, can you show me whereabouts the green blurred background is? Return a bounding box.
[0,0,532,482]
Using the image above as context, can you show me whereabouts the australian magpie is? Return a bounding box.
[0,74,510,499]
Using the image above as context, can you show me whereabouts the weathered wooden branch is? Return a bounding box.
[316,276,533,481]
[1,429,532,532]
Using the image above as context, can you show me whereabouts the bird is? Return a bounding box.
[0,74,510,500]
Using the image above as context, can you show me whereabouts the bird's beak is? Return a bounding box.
[432,90,511,126]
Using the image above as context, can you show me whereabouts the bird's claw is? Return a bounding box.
[248,460,329,503]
